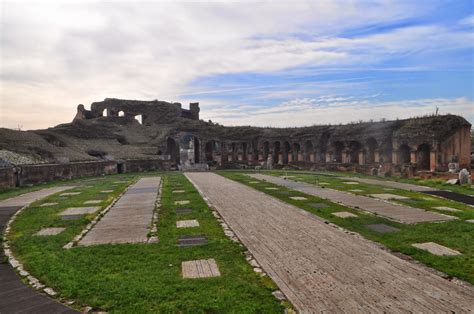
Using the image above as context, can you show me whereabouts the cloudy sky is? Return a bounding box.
[1,0,473,130]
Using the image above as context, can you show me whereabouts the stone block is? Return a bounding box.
[289,196,307,201]
[332,211,357,218]
[176,219,200,228]
[182,258,220,278]
[365,224,399,233]
[35,227,65,236]
[175,200,190,205]
[433,206,460,212]
[412,242,461,256]
[369,193,409,200]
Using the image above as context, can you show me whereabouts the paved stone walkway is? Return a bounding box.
[344,177,474,205]
[0,186,78,313]
[250,174,453,224]
[79,177,161,246]
[186,173,474,312]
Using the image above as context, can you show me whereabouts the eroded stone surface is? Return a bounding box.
[40,202,58,207]
[289,196,307,201]
[173,190,185,193]
[175,200,190,205]
[100,190,114,193]
[412,242,461,256]
[369,193,410,200]
[59,207,101,216]
[182,259,220,278]
[60,192,81,196]
[84,200,102,205]
[265,187,279,190]
[433,206,460,212]
[343,182,359,185]
[349,189,363,193]
[332,211,357,218]
[176,219,200,228]
[178,235,208,247]
[35,227,65,236]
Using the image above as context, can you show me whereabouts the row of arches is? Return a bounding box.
[163,135,433,170]
[101,109,143,124]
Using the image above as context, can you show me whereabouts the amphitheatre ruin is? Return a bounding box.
[0,98,471,187]
[0,98,473,313]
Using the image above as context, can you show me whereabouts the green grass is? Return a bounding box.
[219,170,474,284]
[6,172,284,313]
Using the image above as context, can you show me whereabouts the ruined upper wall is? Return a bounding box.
[74,98,200,124]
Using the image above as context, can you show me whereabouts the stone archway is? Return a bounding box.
[417,143,430,170]
[166,137,180,164]
[304,140,313,162]
[399,144,411,164]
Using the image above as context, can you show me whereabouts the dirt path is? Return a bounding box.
[186,172,473,312]
[250,174,453,224]
[79,177,161,246]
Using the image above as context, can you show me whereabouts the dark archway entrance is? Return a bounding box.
[417,144,430,170]
[166,137,180,164]
[304,140,313,162]
[399,144,411,164]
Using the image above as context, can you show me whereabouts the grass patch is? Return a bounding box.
[6,172,283,313]
[219,170,474,284]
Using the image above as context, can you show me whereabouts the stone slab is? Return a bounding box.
[59,207,101,216]
[182,258,221,278]
[178,235,208,247]
[289,196,307,201]
[176,219,200,228]
[100,190,114,193]
[332,211,357,218]
[433,206,461,212]
[343,182,359,185]
[40,202,58,207]
[412,242,461,256]
[349,189,363,193]
[370,193,410,200]
[175,200,190,205]
[35,227,66,236]
[249,181,259,184]
[172,190,185,193]
[60,192,81,196]
[365,224,400,233]
[79,177,161,246]
[318,182,330,185]
[84,200,102,205]
[265,187,279,190]
[60,214,83,221]
[176,208,193,214]
[466,219,474,223]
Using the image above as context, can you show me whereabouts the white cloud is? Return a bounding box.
[0,1,472,129]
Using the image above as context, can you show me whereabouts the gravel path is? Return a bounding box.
[186,172,474,312]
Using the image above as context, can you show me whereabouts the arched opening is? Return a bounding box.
[273,141,281,164]
[319,132,330,162]
[292,143,301,162]
[304,140,313,162]
[179,134,200,164]
[399,144,411,164]
[205,141,214,162]
[366,138,378,164]
[333,141,344,163]
[283,141,290,164]
[135,115,143,124]
[118,111,125,117]
[242,143,248,161]
[263,142,270,160]
[102,109,107,117]
[348,141,361,164]
[417,143,430,170]
[166,137,180,164]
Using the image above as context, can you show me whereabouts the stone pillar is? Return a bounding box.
[310,153,315,162]
[410,150,417,164]
[258,153,263,161]
[326,153,331,163]
[278,153,283,165]
[288,153,293,163]
[392,150,399,165]
[374,151,380,163]
[228,154,232,162]
[237,154,243,161]
[358,151,365,165]
[430,151,437,172]
[298,153,303,162]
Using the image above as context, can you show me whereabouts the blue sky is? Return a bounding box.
[1,0,473,129]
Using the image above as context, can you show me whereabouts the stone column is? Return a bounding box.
[392,150,399,165]
[326,152,331,163]
[258,153,263,161]
[374,151,380,163]
[310,153,315,162]
[288,153,293,163]
[410,150,417,164]
[298,153,303,162]
[430,151,437,172]
[358,151,365,165]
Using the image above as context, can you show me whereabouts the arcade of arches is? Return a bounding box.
[163,135,445,173]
